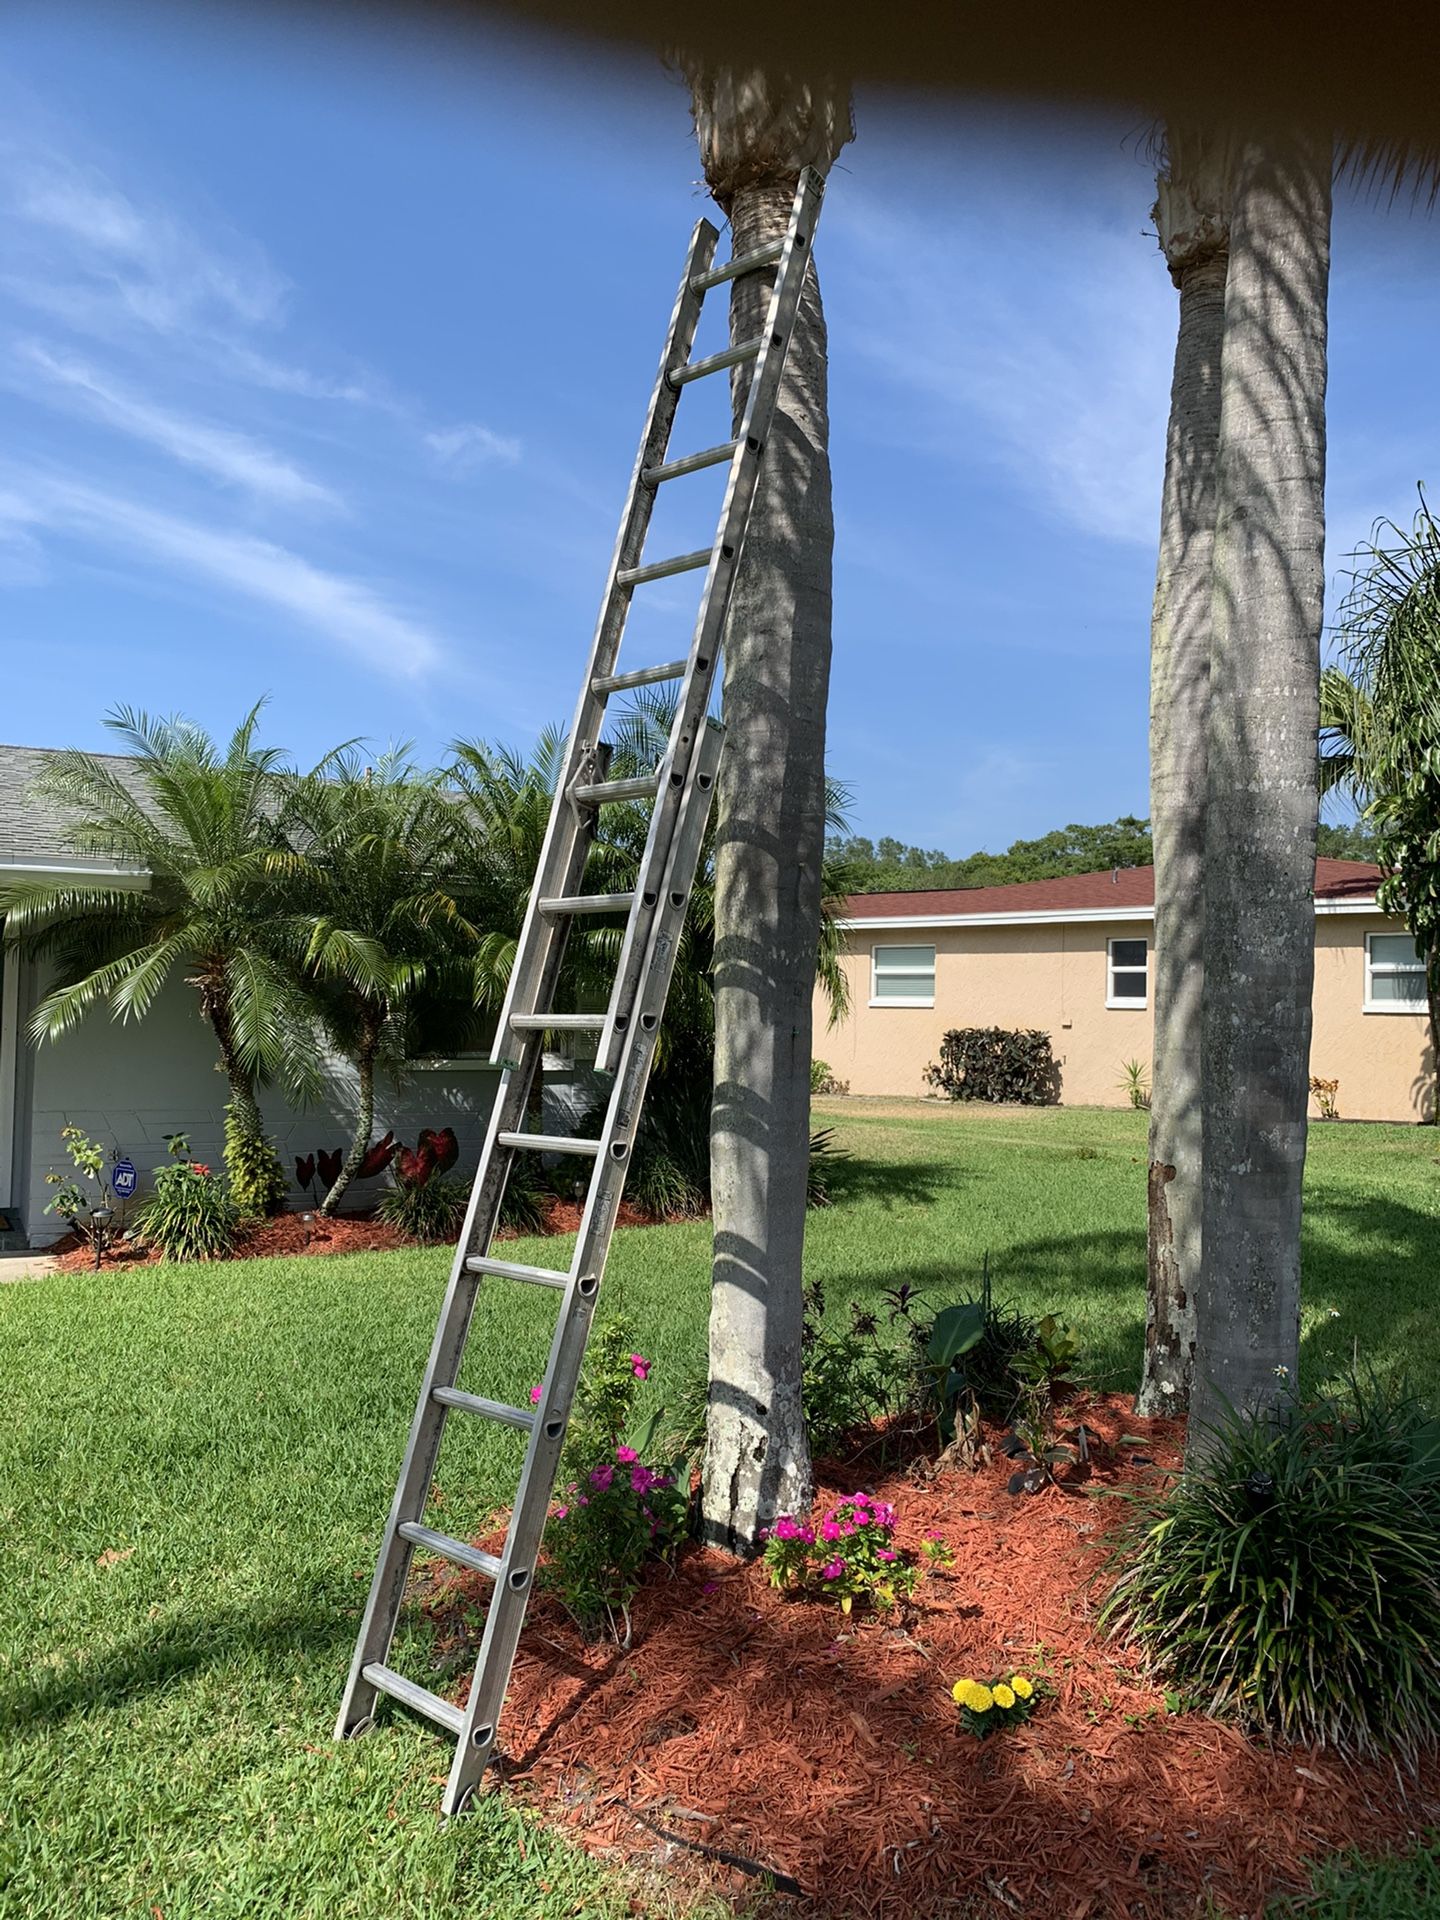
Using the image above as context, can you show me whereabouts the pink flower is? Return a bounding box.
[577,1495,589,1507]
[820,1519,842,1542]
[528,1385,543,1405]
[773,1515,801,1542]
[630,1354,651,1381]
[553,1506,569,1521]
[878,1547,897,1562]
[800,1525,816,1546]
[821,1558,845,1579]
[589,1463,614,1491]
[631,1465,655,1494]
[615,1445,638,1464]
[923,1529,943,1542]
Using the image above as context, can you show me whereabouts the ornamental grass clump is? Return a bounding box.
[1102,1379,1440,1758]
[134,1134,240,1262]
[763,1495,938,1614]
[951,1671,1040,1739]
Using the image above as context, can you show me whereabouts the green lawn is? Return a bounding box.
[2,1100,1436,1919]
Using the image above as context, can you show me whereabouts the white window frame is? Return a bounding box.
[1364,931,1427,1013]
[869,942,936,1009]
[1106,936,1149,1010]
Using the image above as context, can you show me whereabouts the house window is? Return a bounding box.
[1107,937,1148,1008]
[870,943,936,1007]
[1365,932,1427,1010]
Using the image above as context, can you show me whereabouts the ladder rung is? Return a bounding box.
[509,1013,605,1031]
[361,1663,464,1737]
[397,1521,502,1580]
[591,660,689,696]
[497,1131,602,1158]
[691,239,784,292]
[643,439,740,485]
[668,338,763,390]
[466,1254,570,1289]
[431,1386,536,1430]
[617,549,711,587]
[538,891,636,915]
[572,773,660,806]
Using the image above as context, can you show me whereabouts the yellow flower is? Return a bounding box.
[966,1684,994,1713]
[993,1684,1016,1709]
[951,1679,972,1704]
[1011,1675,1034,1700]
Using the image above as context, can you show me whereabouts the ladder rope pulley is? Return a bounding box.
[335,166,826,1817]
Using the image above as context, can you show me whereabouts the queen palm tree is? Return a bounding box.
[1137,125,1231,1417]
[281,753,480,1215]
[1190,129,1332,1437]
[673,58,854,1553]
[0,705,314,1213]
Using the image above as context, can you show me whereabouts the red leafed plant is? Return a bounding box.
[394,1140,438,1189]
[358,1131,397,1179]
[417,1126,459,1174]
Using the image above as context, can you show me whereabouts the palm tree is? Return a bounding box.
[673,58,854,1554]
[1137,125,1231,1418]
[0,705,314,1213]
[282,753,480,1215]
[1190,130,1332,1438]
[1330,502,1440,1096]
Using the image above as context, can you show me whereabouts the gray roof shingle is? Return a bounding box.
[0,744,151,870]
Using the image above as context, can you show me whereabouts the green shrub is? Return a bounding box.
[923,1027,1058,1105]
[810,1058,848,1096]
[806,1126,845,1208]
[1102,1380,1440,1758]
[801,1279,906,1454]
[498,1155,550,1233]
[625,1138,705,1221]
[541,1323,686,1637]
[222,1103,288,1216]
[135,1135,240,1262]
[377,1173,468,1243]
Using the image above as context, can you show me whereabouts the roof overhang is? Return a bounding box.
[0,860,151,890]
[840,897,1381,933]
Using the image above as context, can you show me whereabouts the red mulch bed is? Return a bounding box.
[49,1194,667,1272]
[421,1396,1440,1920]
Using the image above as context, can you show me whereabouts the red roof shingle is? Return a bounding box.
[840,858,1382,921]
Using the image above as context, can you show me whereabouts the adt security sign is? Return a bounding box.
[112,1159,138,1201]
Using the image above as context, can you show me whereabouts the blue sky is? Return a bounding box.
[1,6,1436,853]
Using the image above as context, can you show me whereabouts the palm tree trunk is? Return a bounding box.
[1137,138,1229,1416]
[681,62,852,1552]
[1192,130,1331,1439]
[321,1023,378,1216]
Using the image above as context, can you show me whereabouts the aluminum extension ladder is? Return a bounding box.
[336,167,826,1815]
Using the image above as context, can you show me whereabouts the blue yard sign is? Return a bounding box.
[111,1159,138,1201]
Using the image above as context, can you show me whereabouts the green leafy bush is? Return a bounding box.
[135,1135,240,1261]
[801,1280,906,1454]
[542,1324,686,1637]
[222,1104,288,1217]
[923,1028,1059,1105]
[377,1173,468,1243]
[1102,1380,1440,1757]
[810,1058,849,1096]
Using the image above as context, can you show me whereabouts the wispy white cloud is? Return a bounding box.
[835,186,1173,547]
[424,421,522,472]
[9,469,443,677]
[1,145,289,341]
[16,342,341,509]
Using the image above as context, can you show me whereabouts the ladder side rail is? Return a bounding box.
[442,724,725,1813]
[336,790,610,1736]
[594,166,826,1072]
[490,219,718,1059]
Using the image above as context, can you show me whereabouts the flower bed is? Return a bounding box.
[419,1393,1440,1920]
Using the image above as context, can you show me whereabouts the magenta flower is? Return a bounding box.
[553,1505,569,1521]
[878,1547,897,1562]
[631,1465,655,1494]
[821,1558,845,1579]
[615,1444,639,1464]
[528,1384,543,1405]
[800,1524,816,1545]
[820,1519,842,1542]
[589,1463,614,1491]
[923,1529,943,1542]
[577,1495,589,1507]
[630,1354,651,1381]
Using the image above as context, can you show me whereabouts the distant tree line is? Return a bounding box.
[827,813,1377,895]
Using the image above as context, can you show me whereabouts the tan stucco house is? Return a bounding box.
[817,859,1434,1123]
